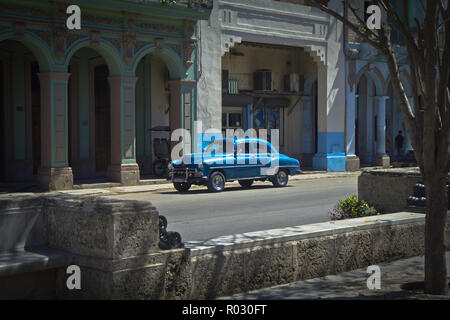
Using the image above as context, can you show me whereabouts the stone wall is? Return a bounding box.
[186,212,449,299]
[1,193,449,299]
[358,168,423,213]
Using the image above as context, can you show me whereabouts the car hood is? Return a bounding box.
[171,153,233,166]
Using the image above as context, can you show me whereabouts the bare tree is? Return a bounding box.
[306,0,449,295]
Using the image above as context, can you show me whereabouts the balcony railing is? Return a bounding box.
[159,0,212,8]
[229,73,253,92]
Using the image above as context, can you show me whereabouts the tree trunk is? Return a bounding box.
[424,174,449,295]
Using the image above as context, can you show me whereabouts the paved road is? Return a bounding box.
[105,176,357,242]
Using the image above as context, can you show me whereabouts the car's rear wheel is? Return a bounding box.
[272,169,289,187]
[238,179,254,188]
[208,171,226,192]
[173,182,191,192]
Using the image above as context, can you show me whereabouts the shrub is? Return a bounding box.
[330,195,379,220]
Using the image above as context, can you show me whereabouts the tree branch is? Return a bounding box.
[305,0,387,52]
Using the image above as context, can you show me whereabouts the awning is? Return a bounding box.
[222,94,253,107]
[259,97,290,108]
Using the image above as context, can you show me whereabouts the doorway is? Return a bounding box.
[31,61,41,175]
[94,64,111,173]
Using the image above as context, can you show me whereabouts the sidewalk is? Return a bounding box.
[62,170,361,196]
[0,170,361,197]
[220,252,450,300]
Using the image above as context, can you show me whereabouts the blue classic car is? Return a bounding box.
[168,138,302,192]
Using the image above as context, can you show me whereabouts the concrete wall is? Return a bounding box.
[187,212,447,299]
[358,168,423,213]
[1,192,448,299]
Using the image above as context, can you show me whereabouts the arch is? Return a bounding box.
[64,38,123,76]
[0,30,53,71]
[355,64,387,96]
[304,73,318,96]
[132,44,184,80]
[385,68,413,96]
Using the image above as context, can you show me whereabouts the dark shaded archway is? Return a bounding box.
[0,40,42,183]
[67,47,115,180]
[94,63,111,173]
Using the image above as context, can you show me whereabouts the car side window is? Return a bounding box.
[259,141,278,154]
[223,140,235,154]
[237,142,257,155]
[236,142,248,155]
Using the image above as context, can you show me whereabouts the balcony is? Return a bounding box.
[157,0,212,8]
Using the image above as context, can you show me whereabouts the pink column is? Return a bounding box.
[107,76,140,185]
[168,79,196,154]
[37,72,73,190]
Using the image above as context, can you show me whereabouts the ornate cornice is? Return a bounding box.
[221,34,242,56]
[66,32,86,49]
[303,45,326,66]
[123,31,136,65]
[136,22,180,34]
[134,40,148,54]
[53,27,66,59]
[155,38,164,53]
[32,28,51,47]
[167,43,181,56]
[104,36,122,53]
[83,14,123,26]
[183,41,196,69]
[90,30,101,46]
[1,4,47,18]
[13,21,25,40]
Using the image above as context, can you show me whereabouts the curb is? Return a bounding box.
[57,171,361,196]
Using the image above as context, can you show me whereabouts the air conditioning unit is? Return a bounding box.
[284,73,304,93]
[253,70,273,91]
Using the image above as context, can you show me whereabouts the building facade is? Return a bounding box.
[0,0,419,190]
[197,0,416,172]
[344,0,418,170]
[0,0,211,189]
[197,0,348,171]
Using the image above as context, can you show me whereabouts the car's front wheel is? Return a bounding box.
[173,182,192,192]
[238,179,254,188]
[208,171,226,192]
[272,169,289,187]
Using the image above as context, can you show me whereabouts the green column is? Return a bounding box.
[37,72,73,190]
[107,76,140,185]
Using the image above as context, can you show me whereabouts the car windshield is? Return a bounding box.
[203,140,234,155]
[258,140,278,154]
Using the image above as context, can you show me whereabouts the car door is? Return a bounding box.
[218,139,238,179]
[234,141,260,179]
[258,140,278,176]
